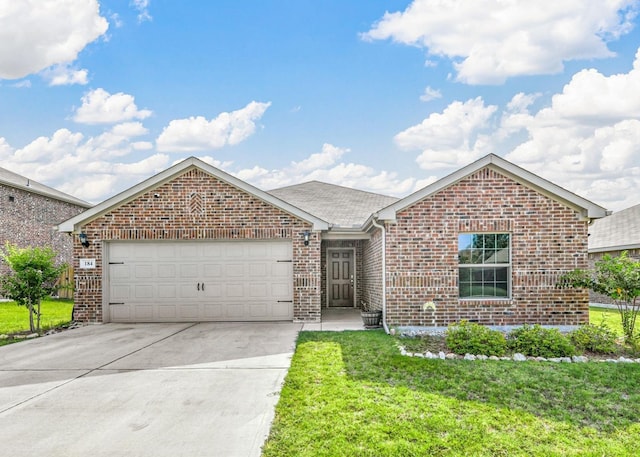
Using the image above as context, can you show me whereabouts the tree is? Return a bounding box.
[559,251,640,346]
[0,244,66,333]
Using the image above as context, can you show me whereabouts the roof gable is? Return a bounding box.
[58,157,329,233]
[377,154,608,222]
[0,166,91,208]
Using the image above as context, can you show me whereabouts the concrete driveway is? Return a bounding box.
[0,322,301,457]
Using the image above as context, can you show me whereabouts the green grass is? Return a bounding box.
[590,306,626,337]
[263,331,640,457]
[0,298,74,335]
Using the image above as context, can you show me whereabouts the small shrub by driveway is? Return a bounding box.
[262,331,640,457]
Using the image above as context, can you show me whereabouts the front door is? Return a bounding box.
[328,249,354,307]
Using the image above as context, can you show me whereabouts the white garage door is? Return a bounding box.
[106,241,293,322]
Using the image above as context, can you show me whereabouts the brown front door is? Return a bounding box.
[328,249,354,307]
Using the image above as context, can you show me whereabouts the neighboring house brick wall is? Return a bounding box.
[362,228,383,312]
[0,183,86,276]
[588,249,640,304]
[73,169,320,322]
[384,167,589,327]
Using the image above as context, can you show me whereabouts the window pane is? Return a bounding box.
[458,234,510,298]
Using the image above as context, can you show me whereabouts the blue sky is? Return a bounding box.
[1,1,640,211]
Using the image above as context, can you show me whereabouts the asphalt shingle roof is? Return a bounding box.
[268,181,399,228]
[589,203,640,252]
[0,166,91,208]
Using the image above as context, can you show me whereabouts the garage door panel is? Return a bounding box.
[134,305,154,320]
[203,304,223,318]
[135,265,153,278]
[107,240,293,322]
[110,305,130,321]
[135,285,154,299]
[203,263,222,278]
[180,264,199,278]
[226,284,244,297]
[157,305,176,319]
[226,264,244,277]
[157,284,176,298]
[158,264,176,278]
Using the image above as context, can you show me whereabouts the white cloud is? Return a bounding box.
[234,143,416,197]
[395,97,498,168]
[156,101,271,152]
[74,88,152,124]
[363,0,638,84]
[42,64,89,86]
[0,0,108,80]
[132,0,152,23]
[419,86,442,102]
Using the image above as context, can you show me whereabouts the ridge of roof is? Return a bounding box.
[0,166,92,208]
[269,180,399,228]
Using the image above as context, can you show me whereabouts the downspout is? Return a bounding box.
[371,217,389,334]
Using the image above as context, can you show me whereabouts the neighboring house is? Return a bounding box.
[0,166,91,277]
[58,154,607,329]
[588,203,640,304]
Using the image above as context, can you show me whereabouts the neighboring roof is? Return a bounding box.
[58,157,329,233]
[376,154,609,222]
[268,181,399,228]
[589,203,640,253]
[0,166,91,208]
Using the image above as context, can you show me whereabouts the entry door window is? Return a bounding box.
[328,250,354,307]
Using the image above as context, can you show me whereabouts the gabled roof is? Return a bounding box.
[0,166,91,208]
[58,157,329,233]
[589,203,640,253]
[268,181,399,228]
[376,154,608,222]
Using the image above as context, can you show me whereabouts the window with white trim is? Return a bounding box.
[458,233,510,298]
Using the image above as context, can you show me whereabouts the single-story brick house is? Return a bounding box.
[588,203,640,305]
[58,154,607,329]
[0,166,91,277]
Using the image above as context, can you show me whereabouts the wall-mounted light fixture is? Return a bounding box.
[79,233,90,248]
[303,231,310,246]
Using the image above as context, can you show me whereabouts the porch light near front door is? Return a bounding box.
[303,231,310,246]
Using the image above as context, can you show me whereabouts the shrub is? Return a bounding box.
[569,324,618,354]
[445,321,507,356]
[508,325,575,358]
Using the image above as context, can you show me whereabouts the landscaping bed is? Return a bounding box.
[262,330,640,457]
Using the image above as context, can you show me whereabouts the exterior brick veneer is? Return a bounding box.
[73,169,320,323]
[378,167,589,327]
[0,183,86,276]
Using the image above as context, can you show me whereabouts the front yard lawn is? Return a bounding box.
[0,298,73,335]
[263,331,640,457]
[590,306,626,337]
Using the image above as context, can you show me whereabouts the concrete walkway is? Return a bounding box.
[0,309,365,457]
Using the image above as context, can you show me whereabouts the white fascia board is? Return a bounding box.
[589,243,640,254]
[58,157,329,233]
[376,154,608,222]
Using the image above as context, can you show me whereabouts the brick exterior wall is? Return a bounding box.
[588,249,640,304]
[0,183,87,276]
[362,228,383,312]
[73,168,321,323]
[382,167,590,327]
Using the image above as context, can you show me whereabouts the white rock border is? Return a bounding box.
[398,346,640,364]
